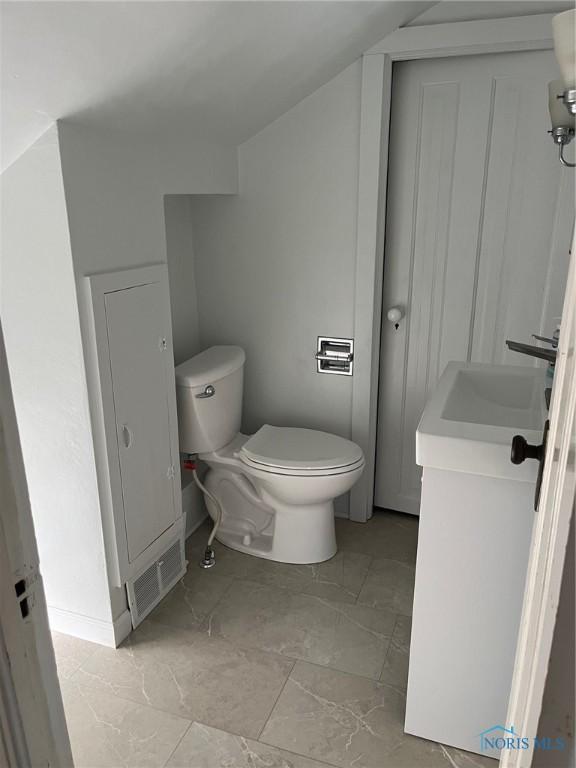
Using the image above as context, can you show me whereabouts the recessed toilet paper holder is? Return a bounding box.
[316,337,354,376]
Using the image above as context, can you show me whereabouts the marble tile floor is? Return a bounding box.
[52,510,495,768]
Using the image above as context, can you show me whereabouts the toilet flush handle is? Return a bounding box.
[196,385,216,399]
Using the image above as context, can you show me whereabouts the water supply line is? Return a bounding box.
[183,456,222,568]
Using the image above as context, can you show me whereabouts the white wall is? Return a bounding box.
[0,126,114,627]
[163,194,207,536]
[190,62,362,515]
[58,124,237,564]
[58,122,238,278]
[164,195,201,366]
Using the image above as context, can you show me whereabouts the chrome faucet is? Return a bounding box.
[505,333,558,364]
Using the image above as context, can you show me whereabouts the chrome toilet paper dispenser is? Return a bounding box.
[315,337,354,376]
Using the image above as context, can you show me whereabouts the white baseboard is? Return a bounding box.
[112,609,133,646]
[186,513,208,539]
[48,605,132,648]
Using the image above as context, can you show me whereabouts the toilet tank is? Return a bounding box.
[175,346,245,454]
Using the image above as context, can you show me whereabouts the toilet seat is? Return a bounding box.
[239,425,364,476]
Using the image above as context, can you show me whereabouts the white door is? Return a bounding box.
[375,50,574,515]
[501,228,575,768]
[105,282,178,561]
[0,323,72,766]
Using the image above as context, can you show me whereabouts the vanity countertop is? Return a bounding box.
[416,361,547,481]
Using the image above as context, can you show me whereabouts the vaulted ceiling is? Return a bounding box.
[1,1,570,171]
[1,1,433,170]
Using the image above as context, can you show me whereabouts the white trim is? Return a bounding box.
[0,324,73,766]
[48,606,132,648]
[366,13,554,57]
[351,15,556,522]
[350,53,391,522]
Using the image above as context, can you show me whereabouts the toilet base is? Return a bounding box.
[215,500,337,564]
[202,467,338,564]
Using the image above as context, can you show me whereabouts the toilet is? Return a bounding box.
[175,346,364,564]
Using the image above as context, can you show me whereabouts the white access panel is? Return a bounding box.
[83,264,183,586]
[105,282,177,562]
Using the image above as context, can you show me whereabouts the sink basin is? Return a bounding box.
[442,368,544,430]
[417,362,547,480]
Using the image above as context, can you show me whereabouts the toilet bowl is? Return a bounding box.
[175,347,364,564]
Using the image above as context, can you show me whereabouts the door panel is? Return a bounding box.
[375,50,574,515]
[105,282,177,561]
[471,73,573,364]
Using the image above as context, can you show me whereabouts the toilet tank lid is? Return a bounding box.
[175,346,245,388]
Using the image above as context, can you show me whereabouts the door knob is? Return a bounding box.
[387,306,404,329]
[510,421,549,510]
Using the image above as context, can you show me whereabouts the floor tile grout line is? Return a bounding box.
[378,612,400,682]
[161,560,389,615]
[161,716,343,768]
[159,712,318,761]
[57,658,86,682]
[69,657,411,768]
[67,538,412,663]
[64,671,200,732]
[148,611,392,684]
[146,583,398,682]
[160,718,194,768]
[208,573,386,613]
[255,658,297,741]
[354,554,373,604]
[148,567,238,635]
[256,736,343,768]
[278,656,410,700]
[69,617,310,724]
[68,665,325,748]
[52,635,102,681]
[188,539,366,604]
[154,590,406,674]
[199,569,238,622]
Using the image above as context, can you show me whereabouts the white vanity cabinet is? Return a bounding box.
[405,362,546,759]
[84,265,185,625]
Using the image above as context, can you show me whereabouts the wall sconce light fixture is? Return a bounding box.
[548,80,575,167]
[549,10,575,167]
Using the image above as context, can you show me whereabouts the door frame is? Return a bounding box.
[350,13,558,523]
[0,322,73,766]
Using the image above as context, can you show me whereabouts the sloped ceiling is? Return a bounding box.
[3,1,569,172]
[406,1,572,26]
[1,1,434,171]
